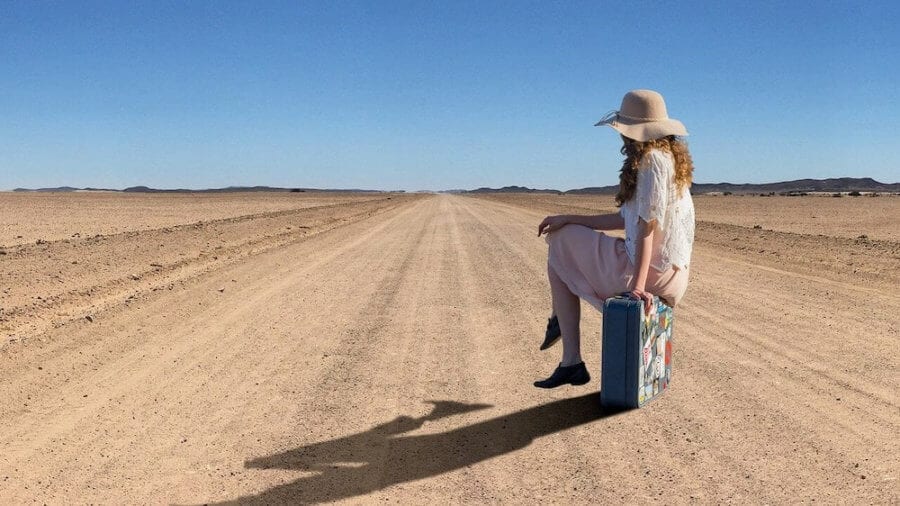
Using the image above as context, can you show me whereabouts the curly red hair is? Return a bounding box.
[615,135,694,207]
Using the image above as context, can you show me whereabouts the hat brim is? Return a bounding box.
[594,116,688,142]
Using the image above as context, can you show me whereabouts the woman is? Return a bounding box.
[534,89,695,389]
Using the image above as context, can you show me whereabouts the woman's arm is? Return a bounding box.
[537,212,624,236]
[568,213,625,231]
[629,217,656,314]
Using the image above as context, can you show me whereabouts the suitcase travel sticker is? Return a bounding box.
[637,298,674,405]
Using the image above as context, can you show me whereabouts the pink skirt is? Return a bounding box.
[546,224,689,312]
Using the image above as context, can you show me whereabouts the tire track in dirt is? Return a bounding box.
[211,196,496,504]
[0,197,434,501]
[684,282,898,412]
[0,198,421,462]
[0,196,423,421]
[0,196,414,348]
[671,311,898,503]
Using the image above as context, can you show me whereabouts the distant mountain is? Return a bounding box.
[12,186,385,193]
[465,177,900,195]
[121,185,385,193]
[13,186,79,192]
[564,185,619,195]
[9,177,899,194]
[690,177,900,194]
[468,185,561,194]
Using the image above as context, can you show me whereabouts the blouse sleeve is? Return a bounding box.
[635,151,670,224]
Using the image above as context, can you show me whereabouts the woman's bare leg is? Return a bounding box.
[548,264,582,366]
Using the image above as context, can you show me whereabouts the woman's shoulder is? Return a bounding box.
[645,148,674,166]
[639,149,675,177]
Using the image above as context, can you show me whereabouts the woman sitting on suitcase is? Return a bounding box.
[534,89,695,389]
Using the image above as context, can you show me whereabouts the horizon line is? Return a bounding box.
[4,175,900,195]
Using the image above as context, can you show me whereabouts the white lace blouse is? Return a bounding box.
[619,149,694,272]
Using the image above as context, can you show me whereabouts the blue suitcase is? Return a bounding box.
[600,295,674,409]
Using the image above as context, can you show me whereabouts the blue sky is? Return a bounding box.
[1,1,898,191]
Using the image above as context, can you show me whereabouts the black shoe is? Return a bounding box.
[540,315,561,351]
[533,362,590,389]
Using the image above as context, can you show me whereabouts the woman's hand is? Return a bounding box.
[538,215,569,236]
[628,287,655,316]
[630,217,656,316]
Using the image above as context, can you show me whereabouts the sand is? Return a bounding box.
[0,192,387,246]
[1,193,897,504]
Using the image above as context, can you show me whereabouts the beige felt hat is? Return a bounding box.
[595,89,688,141]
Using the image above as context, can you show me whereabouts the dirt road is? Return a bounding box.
[1,194,897,504]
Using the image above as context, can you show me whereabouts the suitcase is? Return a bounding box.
[600,295,674,409]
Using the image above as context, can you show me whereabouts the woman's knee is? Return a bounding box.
[547,261,562,282]
[548,223,583,246]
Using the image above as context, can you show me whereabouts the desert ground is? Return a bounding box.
[0,192,897,504]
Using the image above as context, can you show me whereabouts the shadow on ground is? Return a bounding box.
[213,392,627,504]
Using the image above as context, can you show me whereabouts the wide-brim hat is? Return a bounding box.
[595,89,688,142]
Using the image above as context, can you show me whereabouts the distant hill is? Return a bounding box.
[10,177,899,194]
[121,185,386,193]
[466,177,900,195]
[564,185,619,195]
[468,185,561,194]
[12,186,386,193]
[691,177,900,194]
[12,186,80,192]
